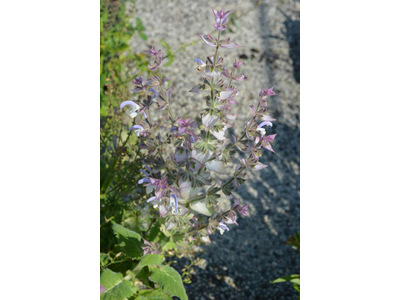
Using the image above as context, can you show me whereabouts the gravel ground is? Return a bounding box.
[129,0,300,299]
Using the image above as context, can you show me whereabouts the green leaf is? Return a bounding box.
[136,267,152,287]
[293,283,300,293]
[138,288,172,300]
[139,254,163,268]
[149,265,188,300]
[114,43,130,53]
[164,56,174,67]
[136,17,145,31]
[100,253,111,267]
[287,232,300,252]
[271,274,300,285]
[139,32,148,41]
[112,223,142,259]
[162,241,176,251]
[100,269,137,300]
[147,222,162,242]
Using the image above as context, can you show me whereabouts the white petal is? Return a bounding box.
[202,113,219,128]
[190,200,214,216]
[205,159,226,174]
[179,179,201,201]
[191,149,213,164]
[210,126,227,141]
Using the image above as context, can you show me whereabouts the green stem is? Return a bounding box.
[157,69,175,122]
[210,31,221,97]
[145,217,156,235]
[228,102,261,151]
[228,69,235,88]
[101,121,135,194]
[157,148,173,177]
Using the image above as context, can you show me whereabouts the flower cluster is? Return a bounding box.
[120,9,278,249]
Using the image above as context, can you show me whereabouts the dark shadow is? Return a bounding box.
[281,10,300,83]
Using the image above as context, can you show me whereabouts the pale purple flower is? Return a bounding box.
[231,197,241,210]
[148,88,159,99]
[100,285,106,293]
[219,38,241,49]
[147,196,157,203]
[259,86,276,97]
[194,58,206,71]
[261,133,277,153]
[148,53,163,71]
[233,59,243,69]
[120,101,140,118]
[212,8,232,31]
[198,33,217,47]
[169,193,179,214]
[140,166,151,177]
[221,68,246,81]
[177,118,192,135]
[129,124,145,136]
[253,161,268,170]
[150,177,169,199]
[258,120,274,132]
[138,178,151,185]
[261,115,276,124]
[224,211,238,225]
[238,204,249,217]
[132,77,144,85]
[217,221,229,234]
[141,239,161,256]
[259,87,276,106]
[144,45,162,57]
[132,76,148,93]
[139,166,152,184]
[139,176,170,202]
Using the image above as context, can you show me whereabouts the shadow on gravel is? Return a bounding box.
[281,10,300,83]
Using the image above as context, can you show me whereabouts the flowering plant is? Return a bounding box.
[100,8,278,300]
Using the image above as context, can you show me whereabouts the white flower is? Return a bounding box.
[129,125,144,137]
[169,194,178,214]
[256,127,266,136]
[217,221,229,235]
[129,107,139,118]
[120,101,140,118]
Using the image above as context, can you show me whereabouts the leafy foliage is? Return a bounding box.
[100,0,149,116]
[112,223,142,259]
[149,265,188,300]
[287,231,300,251]
[138,288,173,300]
[100,269,137,300]
[139,254,163,268]
[271,274,300,300]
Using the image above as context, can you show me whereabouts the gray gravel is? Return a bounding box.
[129,0,300,299]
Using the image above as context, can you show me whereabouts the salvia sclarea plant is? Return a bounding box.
[101,8,278,300]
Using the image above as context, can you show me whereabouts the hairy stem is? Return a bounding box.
[228,101,261,151]
[157,69,175,122]
[157,147,173,177]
